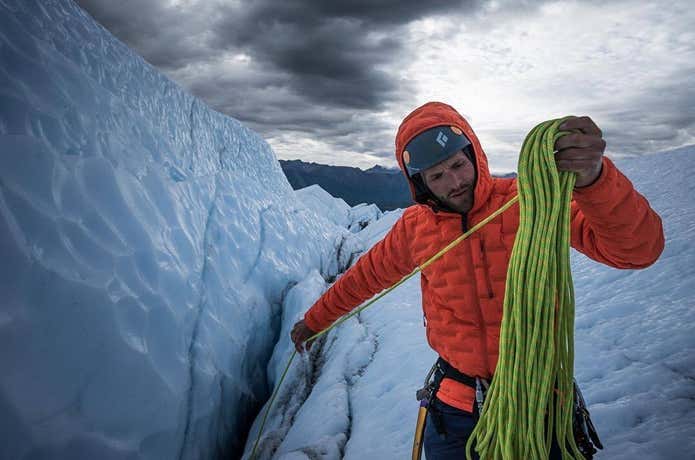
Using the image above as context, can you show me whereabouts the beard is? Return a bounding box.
[438,188,473,213]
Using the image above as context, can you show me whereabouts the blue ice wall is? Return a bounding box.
[0,1,346,458]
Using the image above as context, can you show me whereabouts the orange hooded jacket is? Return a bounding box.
[304,102,664,411]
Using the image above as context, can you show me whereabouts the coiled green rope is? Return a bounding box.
[466,118,584,459]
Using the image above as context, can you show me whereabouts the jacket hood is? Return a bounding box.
[395,101,493,215]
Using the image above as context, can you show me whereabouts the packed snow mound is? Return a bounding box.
[245,148,694,459]
[295,185,383,234]
[347,203,382,234]
[296,185,352,227]
[0,1,367,459]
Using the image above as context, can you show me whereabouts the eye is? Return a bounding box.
[451,161,464,169]
[429,173,442,182]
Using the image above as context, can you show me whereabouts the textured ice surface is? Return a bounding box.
[294,185,383,234]
[346,203,382,234]
[244,149,694,459]
[295,185,352,230]
[0,1,356,458]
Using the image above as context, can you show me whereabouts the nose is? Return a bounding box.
[452,168,472,188]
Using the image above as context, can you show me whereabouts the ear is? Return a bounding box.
[419,171,429,189]
[412,173,437,205]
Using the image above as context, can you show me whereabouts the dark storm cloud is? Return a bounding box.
[210,0,479,108]
[76,0,693,166]
[75,0,482,162]
[78,0,479,109]
[185,68,399,162]
[76,0,220,69]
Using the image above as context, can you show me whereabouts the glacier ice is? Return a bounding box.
[0,1,367,458]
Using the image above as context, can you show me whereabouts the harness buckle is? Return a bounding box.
[474,377,490,419]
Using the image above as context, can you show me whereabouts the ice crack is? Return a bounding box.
[336,234,360,273]
[341,312,379,458]
[244,204,272,283]
[252,335,330,459]
[177,101,224,460]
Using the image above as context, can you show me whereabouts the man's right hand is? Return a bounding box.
[290,319,316,354]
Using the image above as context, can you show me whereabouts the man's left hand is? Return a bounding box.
[290,319,316,354]
[555,116,606,188]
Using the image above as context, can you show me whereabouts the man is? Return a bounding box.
[291,101,664,458]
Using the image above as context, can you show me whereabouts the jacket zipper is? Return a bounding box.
[464,213,492,298]
[464,220,491,376]
[480,239,494,299]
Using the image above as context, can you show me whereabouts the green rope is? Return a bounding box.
[466,118,584,459]
[249,195,520,459]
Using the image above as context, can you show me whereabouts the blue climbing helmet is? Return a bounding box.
[402,125,473,177]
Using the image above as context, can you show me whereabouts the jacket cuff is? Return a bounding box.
[303,307,323,334]
[572,157,616,203]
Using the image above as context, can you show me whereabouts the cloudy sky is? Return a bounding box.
[76,0,694,173]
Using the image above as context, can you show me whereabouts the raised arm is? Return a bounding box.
[553,116,664,268]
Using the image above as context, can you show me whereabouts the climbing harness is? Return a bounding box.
[249,196,519,459]
[465,118,598,460]
[412,358,602,459]
[412,358,490,460]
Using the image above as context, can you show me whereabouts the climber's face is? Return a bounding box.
[422,150,476,213]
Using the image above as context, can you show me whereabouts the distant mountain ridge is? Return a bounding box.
[280,159,412,210]
[280,159,517,211]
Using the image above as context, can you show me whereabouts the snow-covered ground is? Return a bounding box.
[244,148,695,460]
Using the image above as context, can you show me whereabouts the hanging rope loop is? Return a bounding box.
[466,117,585,460]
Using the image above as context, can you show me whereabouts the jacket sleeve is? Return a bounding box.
[570,157,664,268]
[304,208,418,333]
